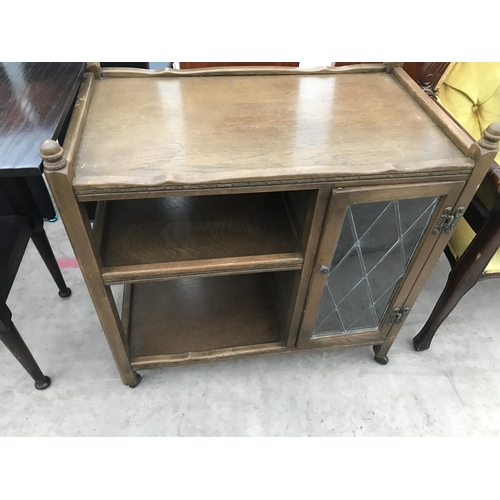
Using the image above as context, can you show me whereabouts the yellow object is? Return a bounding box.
[436,62,500,271]
[448,217,500,274]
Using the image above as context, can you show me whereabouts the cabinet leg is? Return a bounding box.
[373,345,389,365]
[0,304,51,390]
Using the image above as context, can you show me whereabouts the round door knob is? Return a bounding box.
[319,265,329,274]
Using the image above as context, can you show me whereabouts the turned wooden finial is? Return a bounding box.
[40,140,67,171]
[478,123,500,150]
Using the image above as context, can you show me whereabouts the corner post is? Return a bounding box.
[40,140,140,388]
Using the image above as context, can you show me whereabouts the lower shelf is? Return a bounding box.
[125,273,287,367]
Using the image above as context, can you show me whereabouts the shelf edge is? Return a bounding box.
[131,342,287,369]
[102,253,303,285]
[130,337,384,370]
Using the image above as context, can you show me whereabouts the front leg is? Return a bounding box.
[0,303,51,390]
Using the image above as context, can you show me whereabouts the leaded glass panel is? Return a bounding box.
[312,196,439,338]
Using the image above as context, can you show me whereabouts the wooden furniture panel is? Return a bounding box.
[40,63,499,387]
[72,72,472,197]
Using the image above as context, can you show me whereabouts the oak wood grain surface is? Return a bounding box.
[73,73,471,194]
[102,254,303,285]
[0,62,85,176]
[100,193,301,266]
[128,273,284,357]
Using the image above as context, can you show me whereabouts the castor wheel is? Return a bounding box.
[128,372,142,388]
[373,345,389,365]
[35,376,51,390]
[58,287,72,298]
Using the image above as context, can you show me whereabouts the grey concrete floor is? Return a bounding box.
[1,218,500,436]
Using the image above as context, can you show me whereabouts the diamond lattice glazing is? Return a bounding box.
[313,197,439,337]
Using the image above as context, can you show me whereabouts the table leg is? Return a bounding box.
[0,303,50,390]
[31,228,71,298]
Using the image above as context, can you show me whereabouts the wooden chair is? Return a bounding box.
[413,62,500,350]
[0,178,71,389]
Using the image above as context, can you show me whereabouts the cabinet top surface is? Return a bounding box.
[72,72,471,192]
[0,62,85,176]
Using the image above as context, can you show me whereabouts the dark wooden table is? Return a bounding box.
[0,63,83,389]
[0,62,85,176]
[0,62,85,218]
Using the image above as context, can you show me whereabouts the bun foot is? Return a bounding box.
[128,372,142,388]
[58,287,72,298]
[35,376,51,390]
[373,345,389,365]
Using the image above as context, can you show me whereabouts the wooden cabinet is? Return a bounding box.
[40,63,499,387]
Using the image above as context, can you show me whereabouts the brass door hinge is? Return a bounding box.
[444,206,465,233]
[433,207,465,234]
[389,306,410,325]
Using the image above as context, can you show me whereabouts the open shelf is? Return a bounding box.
[124,273,288,369]
[96,193,303,284]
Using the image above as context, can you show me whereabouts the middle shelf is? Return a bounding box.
[94,192,304,285]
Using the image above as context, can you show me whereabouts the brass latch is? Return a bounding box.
[389,306,410,325]
[433,207,465,234]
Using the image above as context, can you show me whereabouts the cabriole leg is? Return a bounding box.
[414,199,500,351]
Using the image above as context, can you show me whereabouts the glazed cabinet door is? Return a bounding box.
[296,182,464,348]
